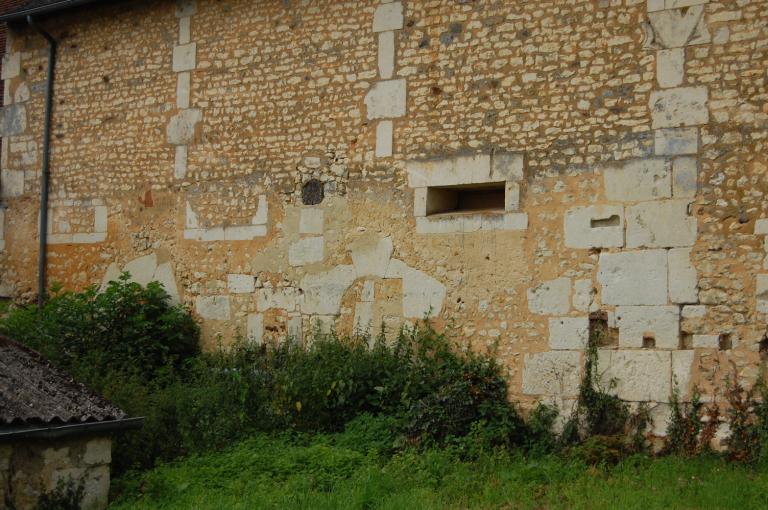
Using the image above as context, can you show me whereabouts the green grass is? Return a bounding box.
[111,433,768,510]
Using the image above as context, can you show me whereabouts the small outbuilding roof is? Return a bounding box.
[0,0,107,22]
[0,334,141,439]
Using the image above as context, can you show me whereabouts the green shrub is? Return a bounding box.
[664,386,704,456]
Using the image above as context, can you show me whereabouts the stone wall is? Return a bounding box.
[0,436,111,509]
[0,0,766,431]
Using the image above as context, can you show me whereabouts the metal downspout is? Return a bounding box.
[26,16,57,308]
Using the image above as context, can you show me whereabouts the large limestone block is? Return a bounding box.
[299,208,324,234]
[522,351,581,397]
[227,274,255,294]
[0,104,26,136]
[407,154,491,188]
[647,5,710,49]
[655,127,698,156]
[289,237,324,266]
[548,317,589,350]
[351,236,393,278]
[172,42,196,72]
[603,158,671,202]
[373,1,403,32]
[626,200,697,248]
[402,266,446,318]
[378,31,395,79]
[491,153,525,182]
[656,47,684,88]
[196,296,230,320]
[649,87,709,129]
[672,349,694,398]
[301,265,356,315]
[757,274,768,314]
[247,313,264,344]
[257,287,301,312]
[597,350,672,402]
[176,0,197,18]
[528,278,571,315]
[564,205,624,249]
[0,169,24,198]
[668,247,698,303]
[1,52,20,80]
[598,250,668,306]
[364,79,406,120]
[672,157,698,197]
[123,253,158,286]
[615,305,681,349]
[167,108,202,145]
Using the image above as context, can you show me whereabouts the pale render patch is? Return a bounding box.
[289,237,324,266]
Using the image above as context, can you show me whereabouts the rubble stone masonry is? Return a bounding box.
[1,0,767,436]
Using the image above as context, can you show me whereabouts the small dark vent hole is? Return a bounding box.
[590,215,620,228]
[680,332,693,350]
[302,179,324,205]
[718,333,732,351]
[642,335,656,349]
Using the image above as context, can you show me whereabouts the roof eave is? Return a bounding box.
[0,0,106,23]
[0,416,144,441]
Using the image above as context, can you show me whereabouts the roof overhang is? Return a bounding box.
[0,0,107,23]
[0,416,143,441]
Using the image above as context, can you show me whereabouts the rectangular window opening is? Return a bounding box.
[426,183,505,216]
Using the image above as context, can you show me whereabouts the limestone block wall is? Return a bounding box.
[0,0,766,426]
[0,436,111,509]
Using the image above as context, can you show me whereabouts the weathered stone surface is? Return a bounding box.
[354,301,373,331]
[0,169,24,198]
[672,156,698,197]
[301,265,356,315]
[227,274,255,293]
[549,317,589,350]
[83,438,111,466]
[626,200,697,248]
[378,31,395,79]
[153,262,180,304]
[668,247,698,303]
[351,236,393,278]
[257,287,301,312]
[656,48,684,88]
[522,351,581,397]
[682,305,706,318]
[373,2,403,32]
[603,158,671,202]
[615,305,680,349]
[364,79,406,120]
[491,153,525,182]
[564,205,624,249]
[402,266,446,318]
[123,253,157,286]
[289,237,324,266]
[172,42,196,72]
[1,52,20,80]
[505,182,520,211]
[416,212,528,234]
[407,154,491,188]
[597,350,671,402]
[196,296,230,320]
[693,334,719,348]
[647,5,710,48]
[573,279,595,313]
[175,145,188,179]
[176,72,190,108]
[757,274,768,314]
[175,0,197,18]
[0,104,26,137]
[247,313,263,344]
[649,86,709,129]
[598,250,668,306]
[527,277,570,315]
[167,108,201,145]
[655,127,698,155]
[672,349,694,397]
[299,208,324,234]
[375,120,393,157]
[755,219,768,235]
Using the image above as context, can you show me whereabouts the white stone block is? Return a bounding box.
[626,199,697,248]
[692,334,719,348]
[93,206,108,233]
[681,304,706,318]
[375,120,393,158]
[176,0,197,18]
[124,253,158,286]
[224,225,267,240]
[378,31,395,79]
[527,277,571,315]
[402,266,446,318]
[351,236,393,278]
[196,295,230,320]
[522,351,581,397]
[361,280,375,302]
[649,86,709,129]
[655,127,698,155]
[598,250,668,306]
[603,158,670,202]
[172,42,196,72]
[0,104,26,137]
[166,108,201,145]
[491,153,525,182]
[413,188,427,217]
[564,205,624,249]
[666,0,710,8]
[287,315,303,343]
[647,5,710,49]
[502,212,528,230]
[656,48,684,88]
[257,286,301,312]
[549,317,589,350]
[672,349,694,397]
[573,279,595,313]
[754,219,768,235]
[174,145,188,179]
[176,72,191,108]
[354,301,374,332]
[757,274,768,314]
[647,0,665,12]
[407,154,489,188]
[289,237,324,266]
[247,313,264,344]
[300,265,357,315]
[299,209,324,234]
[83,438,111,466]
[364,79,406,120]
[0,169,24,198]
[672,156,698,197]
[1,52,20,80]
[252,195,268,225]
[178,16,191,45]
[597,350,671,402]
[227,274,255,294]
[505,182,520,211]
[668,247,698,304]
[373,2,403,32]
[616,305,681,349]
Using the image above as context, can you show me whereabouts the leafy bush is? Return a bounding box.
[664,386,705,456]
